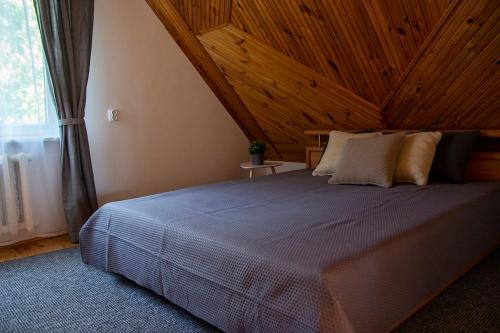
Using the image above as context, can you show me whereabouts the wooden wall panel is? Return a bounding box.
[384,0,500,129]
[231,0,449,105]
[199,25,383,161]
[170,0,232,34]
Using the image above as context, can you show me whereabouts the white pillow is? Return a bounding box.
[394,132,442,185]
[312,131,382,176]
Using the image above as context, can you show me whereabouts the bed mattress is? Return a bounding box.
[80,170,500,333]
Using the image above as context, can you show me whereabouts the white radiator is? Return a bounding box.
[0,153,34,236]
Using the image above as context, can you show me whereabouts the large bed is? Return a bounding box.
[80,169,500,333]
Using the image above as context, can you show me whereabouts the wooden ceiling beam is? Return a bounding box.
[146,0,281,159]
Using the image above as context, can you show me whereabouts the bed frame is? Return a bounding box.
[304,129,500,181]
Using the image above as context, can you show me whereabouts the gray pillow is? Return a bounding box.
[329,132,406,188]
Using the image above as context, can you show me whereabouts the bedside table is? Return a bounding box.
[240,162,282,179]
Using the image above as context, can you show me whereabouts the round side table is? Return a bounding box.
[240,162,282,179]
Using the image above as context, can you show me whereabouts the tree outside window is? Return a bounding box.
[0,0,58,138]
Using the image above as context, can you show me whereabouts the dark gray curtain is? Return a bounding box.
[34,0,97,242]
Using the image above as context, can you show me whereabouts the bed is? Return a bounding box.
[80,166,500,332]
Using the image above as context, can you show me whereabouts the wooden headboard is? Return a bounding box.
[304,130,500,182]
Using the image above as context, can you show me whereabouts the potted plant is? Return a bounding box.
[248,140,267,165]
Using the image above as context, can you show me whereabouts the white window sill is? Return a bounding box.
[0,137,60,143]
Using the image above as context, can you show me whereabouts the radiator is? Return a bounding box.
[0,153,34,236]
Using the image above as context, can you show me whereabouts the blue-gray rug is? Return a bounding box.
[0,248,498,333]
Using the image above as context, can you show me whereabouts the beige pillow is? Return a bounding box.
[312,131,382,176]
[395,132,442,185]
[328,133,406,188]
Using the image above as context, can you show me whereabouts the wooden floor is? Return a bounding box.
[0,235,76,263]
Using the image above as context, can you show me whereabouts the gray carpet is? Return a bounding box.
[0,248,498,333]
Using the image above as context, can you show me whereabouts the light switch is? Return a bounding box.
[107,109,119,122]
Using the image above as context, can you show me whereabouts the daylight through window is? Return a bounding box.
[0,0,58,138]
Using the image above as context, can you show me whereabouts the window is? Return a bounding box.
[0,0,58,139]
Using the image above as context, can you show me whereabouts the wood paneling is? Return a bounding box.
[383,0,500,129]
[146,0,281,159]
[148,0,500,162]
[199,25,383,161]
[169,0,232,34]
[231,0,449,105]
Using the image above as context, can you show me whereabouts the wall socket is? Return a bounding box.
[107,109,119,122]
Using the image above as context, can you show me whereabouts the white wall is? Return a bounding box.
[86,0,250,205]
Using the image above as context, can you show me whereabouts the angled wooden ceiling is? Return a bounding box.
[147,0,500,161]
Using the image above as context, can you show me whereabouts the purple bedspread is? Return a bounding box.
[80,170,500,332]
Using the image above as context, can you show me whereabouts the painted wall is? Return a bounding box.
[85,0,250,205]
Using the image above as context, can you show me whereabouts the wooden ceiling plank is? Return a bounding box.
[464,86,500,128]
[201,32,381,129]
[317,1,379,103]
[415,1,436,35]
[449,72,500,128]
[391,0,485,109]
[187,0,193,31]
[309,0,362,91]
[194,0,199,30]
[296,1,344,80]
[453,89,500,129]
[390,0,420,61]
[221,0,226,26]
[251,0,294,57]
[401,0,428,47]
[301,0,347,84]
[380,0,465,114]
[227,75,320,136]
[199,25,383,137]
[178,0,184,22]
[200,0,205,30]
[468,98,500,129]
[456,63,500,126]
[272,143,307,162]
[332,0,393,104]
[267,1,319,74]
[346,0,396,102]
[233,1,276,49]
[391,0,498,127]
[285,2,334,79]
[413,28,500,128]
[213,0,220,27]
[230,1,242,28]
[405,5,499,127]
[202,44,328,135]
[363,0,406,79]
[239,98,311,142]
[428,0,448,24]
[227,0,446,107]
[228,74,322,143]
[225,0,232,24]
[379,1,413,64]
[327,1,381,103]
[383,0,477,124]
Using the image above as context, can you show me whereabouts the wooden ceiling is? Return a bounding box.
[147,0,500,161]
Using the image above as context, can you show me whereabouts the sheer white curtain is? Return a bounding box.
[0,0,65,245]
